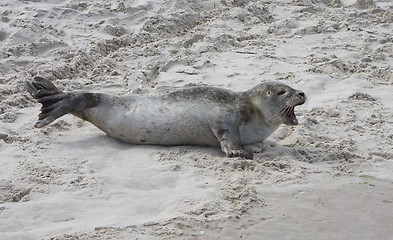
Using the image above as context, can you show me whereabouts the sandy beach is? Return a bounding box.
[1,0,393,239]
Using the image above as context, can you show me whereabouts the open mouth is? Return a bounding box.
[282,106,298,125]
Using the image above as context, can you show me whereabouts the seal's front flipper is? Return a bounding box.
[25,77,98,128]
[212,126,254,160]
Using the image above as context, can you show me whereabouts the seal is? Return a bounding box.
[25,76,306,159]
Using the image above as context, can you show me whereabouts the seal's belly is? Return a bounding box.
[84,97,219,146]
[239,120,279,145]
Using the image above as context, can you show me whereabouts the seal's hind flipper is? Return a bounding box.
[25,77,71,128]
[25,76,62,98]
[25,77,98,128]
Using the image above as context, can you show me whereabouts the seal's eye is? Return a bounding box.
[277,90,286,96]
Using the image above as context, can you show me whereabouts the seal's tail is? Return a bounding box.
[25,76,97,128]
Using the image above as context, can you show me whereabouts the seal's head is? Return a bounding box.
[247,81,306,126]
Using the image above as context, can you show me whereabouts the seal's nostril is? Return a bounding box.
[298,91,305,98]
